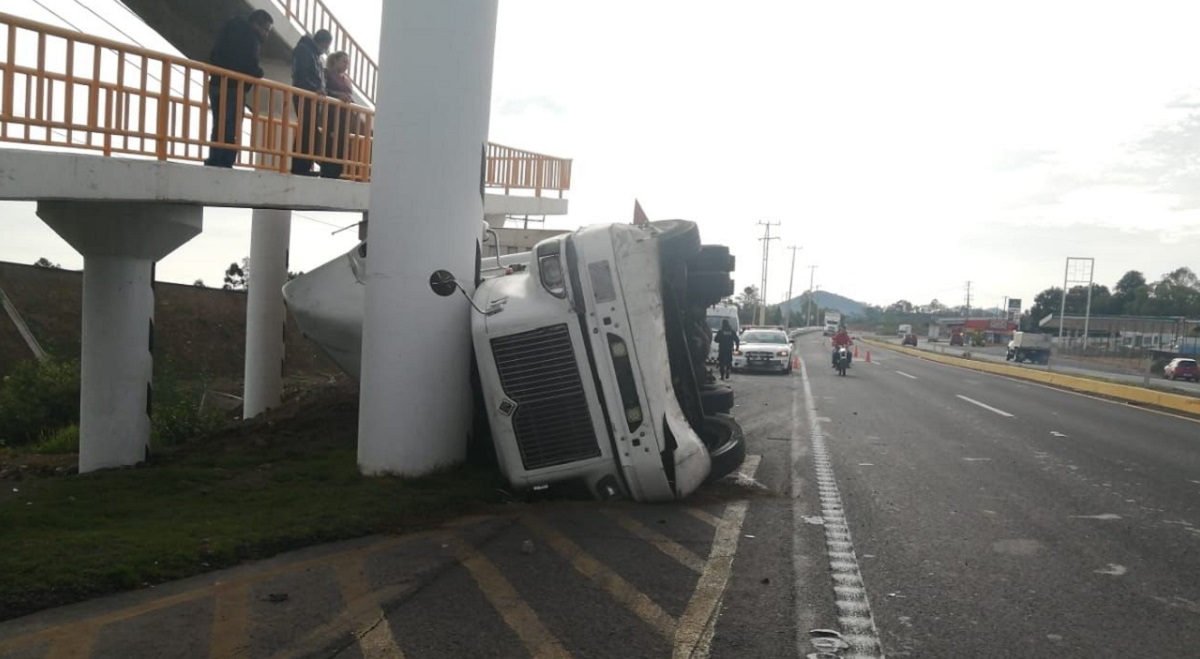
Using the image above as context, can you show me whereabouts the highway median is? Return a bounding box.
[862,337,1200,418]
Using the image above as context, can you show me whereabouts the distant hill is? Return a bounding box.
[778,290,866,317]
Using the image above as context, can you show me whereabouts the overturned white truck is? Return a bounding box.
[284,220,744,502]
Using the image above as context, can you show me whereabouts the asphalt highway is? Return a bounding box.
[782,334,1200,657]
[878,335,1200,395]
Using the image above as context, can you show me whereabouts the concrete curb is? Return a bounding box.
[862,338,1200,418]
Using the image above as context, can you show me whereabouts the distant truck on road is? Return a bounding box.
[1006,331,1052,365]
[897,323,912,338]
[823,311,842,336]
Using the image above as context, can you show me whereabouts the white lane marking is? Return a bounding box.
[955,394,1015,417]
[962,457,992,462]
[1071,514,1122,520]
[795,357,885,659]
[674,455,761,659]
[894,371,917,380]
[1095,564,1127,576]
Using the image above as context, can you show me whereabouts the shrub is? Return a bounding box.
[31,424,80,454]
[151,363,224,448]
[0,359,80,446]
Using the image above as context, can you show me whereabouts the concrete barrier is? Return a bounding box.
[862,338,1200,417]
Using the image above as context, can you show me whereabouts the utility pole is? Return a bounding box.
[965,280,972,319]
[756,221,780,325]
[784,246,801,329]
[806,265,817,328]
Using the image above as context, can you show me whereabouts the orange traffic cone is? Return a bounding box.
[792,355,800,370]
[853,345,859,358]
[865,351,872,363]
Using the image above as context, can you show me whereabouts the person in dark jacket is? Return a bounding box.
[715,319,740,380]
[290,30,333,176]
[205,10,272,168]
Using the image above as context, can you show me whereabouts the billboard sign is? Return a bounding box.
[1007,298,1022,322]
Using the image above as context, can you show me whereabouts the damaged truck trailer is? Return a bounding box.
[284,220,745,503]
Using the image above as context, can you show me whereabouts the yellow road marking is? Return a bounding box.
[673,455,761,659]
[450,537,571,659]
[602,510,705,573]
[523,515,678,640]
[684,508,723,528]
[209,583,251,659]
[331,558,407,659]
[44,621,99,659]
[0,532,450,653]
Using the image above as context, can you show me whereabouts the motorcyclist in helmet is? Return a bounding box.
[831,326,853,368]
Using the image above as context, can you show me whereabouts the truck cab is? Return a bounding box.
[471,221,744,502]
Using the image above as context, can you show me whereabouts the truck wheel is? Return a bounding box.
[701,413,747,484]
[688,245,735,273]
[700,384,735,415]
[686,271,735,306]
[650,220,702,261]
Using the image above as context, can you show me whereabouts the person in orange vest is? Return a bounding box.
[831,327,853,368]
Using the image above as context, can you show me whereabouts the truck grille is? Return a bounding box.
[491,324,601,470]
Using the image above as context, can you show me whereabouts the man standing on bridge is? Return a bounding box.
[290,30,333,176]
[205,10,273,168]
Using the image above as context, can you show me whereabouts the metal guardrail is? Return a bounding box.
[0,12,573,194]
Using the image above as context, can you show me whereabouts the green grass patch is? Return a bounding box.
[0,401,503,620]
[29,424,79,454]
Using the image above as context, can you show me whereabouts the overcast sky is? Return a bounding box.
[4,0,1200,312]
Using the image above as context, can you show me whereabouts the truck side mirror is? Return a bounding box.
[430,269,501,316]
[429,270,459,297]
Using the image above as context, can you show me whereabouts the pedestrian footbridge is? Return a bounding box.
[0,5,572,473]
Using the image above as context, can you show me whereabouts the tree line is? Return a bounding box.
[1025,267,1200,326]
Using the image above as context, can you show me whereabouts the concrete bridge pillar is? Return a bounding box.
[37,201,202,473]
[243,208,291,418]
[357,0,499,475]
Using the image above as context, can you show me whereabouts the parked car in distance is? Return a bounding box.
[733,329,793,374]
[901,334,918,347]
[1164,358,1199,382]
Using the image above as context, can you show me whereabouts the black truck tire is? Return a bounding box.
[702,413,747,484]
[686,271,735,306]
[650,220,702,261]
[700,384,735,415]
[688,245,735,273]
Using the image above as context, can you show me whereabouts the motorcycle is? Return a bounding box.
[835,346,851,376]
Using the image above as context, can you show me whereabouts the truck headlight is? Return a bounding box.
[536,241,567,298]
[778,350,790,356]
[733,349,742,356]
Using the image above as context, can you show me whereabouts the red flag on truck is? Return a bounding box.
[633,199,649,226]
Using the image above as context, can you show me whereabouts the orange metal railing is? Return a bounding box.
[0,12,572,195]
[269,0,378,104]
[487,143,574,199]
[0,11,373,179]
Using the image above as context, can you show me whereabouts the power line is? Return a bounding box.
[294,212,359,234]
